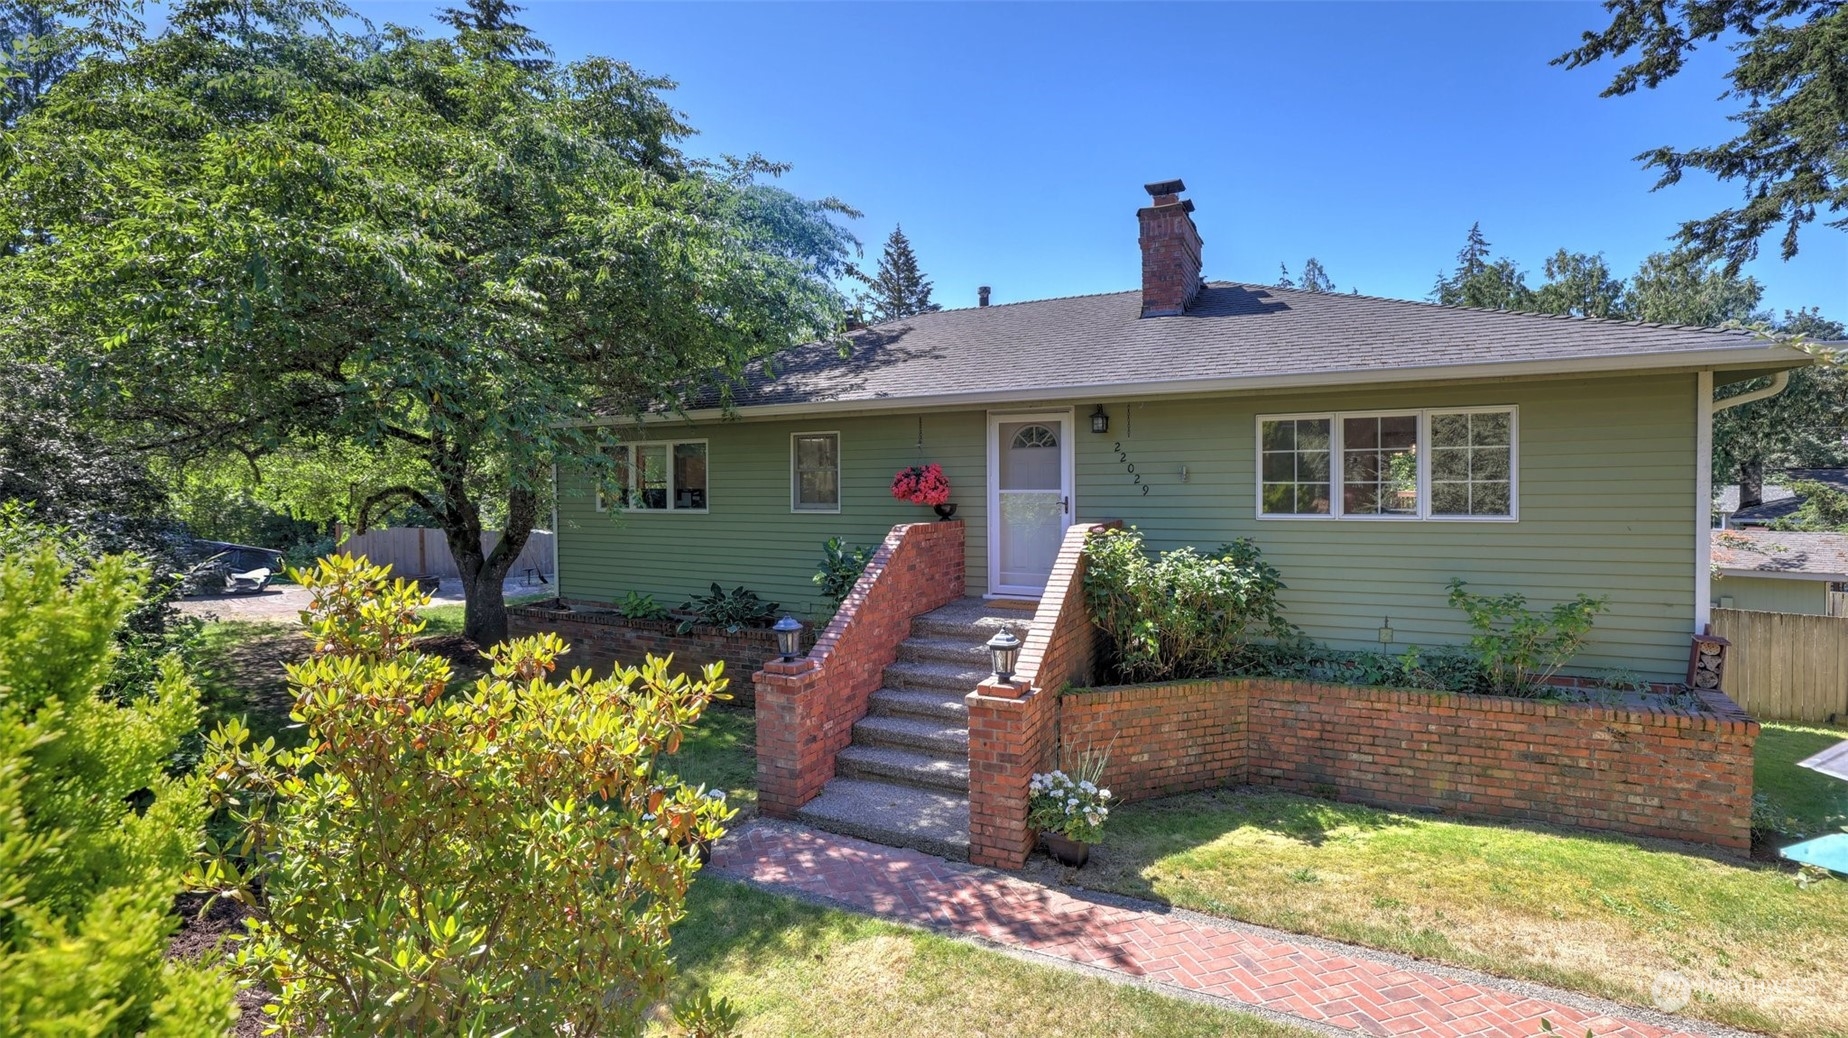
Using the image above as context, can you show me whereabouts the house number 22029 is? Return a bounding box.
[1112,442,1151,496]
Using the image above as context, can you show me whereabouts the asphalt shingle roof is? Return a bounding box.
[705,281,1797,411]
[1718,469,1848,526]
[1711,529,1848,579]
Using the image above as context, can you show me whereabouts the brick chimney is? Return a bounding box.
[978,285,991,307]
[1138,178,1203,317]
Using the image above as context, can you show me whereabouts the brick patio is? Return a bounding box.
[711,820,1735,1038]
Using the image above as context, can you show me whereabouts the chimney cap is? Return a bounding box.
[1144,178,1186,198]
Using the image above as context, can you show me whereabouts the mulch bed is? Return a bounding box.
[169,893,269,1038]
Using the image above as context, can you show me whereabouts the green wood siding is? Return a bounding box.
[1712,575,1829,615]
[556,412,988,621]
[555,372,1699,679]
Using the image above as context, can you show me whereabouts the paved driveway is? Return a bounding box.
[175,577,548,624]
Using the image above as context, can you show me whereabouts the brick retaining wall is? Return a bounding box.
[1061,678,1758,852]
[508,605,802,708]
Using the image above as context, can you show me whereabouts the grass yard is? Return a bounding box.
[663,879,1312,1038]
[1755,720,1848,839]
[1062,779,1848,1037]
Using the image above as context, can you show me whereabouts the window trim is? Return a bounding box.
[594,438,710,514]
[790,430,843,514]
[1254,406,1518,523]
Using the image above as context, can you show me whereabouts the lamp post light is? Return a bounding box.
[985,626,1022,684]
[772,616,804,661]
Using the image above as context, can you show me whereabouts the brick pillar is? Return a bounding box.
[753,658,828,818]
[966,678,1057,869]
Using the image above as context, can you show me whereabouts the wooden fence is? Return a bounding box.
[1710,607,1848,723]
[337,527,555,582]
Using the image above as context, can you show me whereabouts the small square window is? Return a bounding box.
[792,433,840,512]
[1430,410,1514,517]
[1259,417,1332,516]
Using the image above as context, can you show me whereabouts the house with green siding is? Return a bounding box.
[551,180,1809,682]
[1711,529,1848,616]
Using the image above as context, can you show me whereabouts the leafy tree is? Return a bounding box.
[1714,307,1848,506]
[1557,0,1848,272]
[1,0,858,645]
[198,555,734,1035]
[0,532,235,1035]
[1275,261,1295,290]
[0,0,76,125]
[1623,249,1768,326]
[862,224,940,321]
[1769,477,1848,531]
[1298,257,1335,293]
[1532,249,1627,318]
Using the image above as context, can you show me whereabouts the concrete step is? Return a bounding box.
[868,685,968,723]
[909,597,1037,642]
[851,714,969,756]
[795,778,970,861]
[836,743,969,794]
[882,658,990,694]
[896,634,993,668]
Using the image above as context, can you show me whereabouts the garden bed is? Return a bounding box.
[508,600,809,708]
[1060,676,1758,851]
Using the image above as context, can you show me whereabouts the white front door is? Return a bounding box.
[988,411,1074,597]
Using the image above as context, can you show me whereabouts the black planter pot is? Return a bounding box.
[1043,831,1090,868]
[933,502,958,521]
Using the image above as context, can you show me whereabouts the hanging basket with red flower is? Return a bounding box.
[890,463,952,508]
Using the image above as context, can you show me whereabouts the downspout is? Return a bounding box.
[1698,370,1793,631]
[1711,370,1790,414]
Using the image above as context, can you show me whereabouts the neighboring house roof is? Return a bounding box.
[1720,469,1848,526]
[693,282,1802,414]
[1711,529,1848,581]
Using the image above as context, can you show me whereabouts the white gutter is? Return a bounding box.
[1712,370,1791,413]
[1714,567,1848,583]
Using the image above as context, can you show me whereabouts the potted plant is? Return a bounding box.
[1028,756,1113,867]
[891,463,955,520]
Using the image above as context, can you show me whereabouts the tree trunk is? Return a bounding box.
[447,485,538,648]
[1740,456,1765,509]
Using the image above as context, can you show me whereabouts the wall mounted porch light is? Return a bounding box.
[1090,405,1109,434]
[773,616,804,661]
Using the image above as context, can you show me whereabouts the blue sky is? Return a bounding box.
[356,0,1843,317]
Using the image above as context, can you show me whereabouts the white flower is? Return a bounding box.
[1098,789,1111,800]
[1078,780,1096,794]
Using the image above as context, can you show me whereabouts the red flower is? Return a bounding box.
[890,463,951,507]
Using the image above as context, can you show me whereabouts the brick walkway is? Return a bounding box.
[711,821,1728,1038]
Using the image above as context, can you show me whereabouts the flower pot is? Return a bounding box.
[1043,831,1090,868]
[933,502,958,521]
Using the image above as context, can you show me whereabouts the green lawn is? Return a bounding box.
[663,879,1311,1038]
[1755,721,1848,838]
[1062,786,1848,1037]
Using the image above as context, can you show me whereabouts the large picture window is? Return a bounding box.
[1257,408,1516,521]
[596,440,708,512]
[792,432,841,512]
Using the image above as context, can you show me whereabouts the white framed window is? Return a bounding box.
[791,431,841,513]
[596,440,708,513]
[1256,407,1516,522]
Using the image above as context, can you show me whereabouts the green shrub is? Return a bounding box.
[1446,579,1608,696]
[1081,527,1294,682]
[812,537,876,614]
[679,582,780,634]
[1236,639,1488,694]
[0,539,236,1035]
[620,590,671,621]
[198,555,735,1036]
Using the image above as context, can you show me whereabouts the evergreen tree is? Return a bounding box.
[1431,223,1526,307]
[437,0,551,69]
[1456,222,1491,280]
[1276,262,1295,290]
[1299,257,1335,293]
[864,225,940,322]
[0,1,75,125]
[1623,249,1767,327]
[1558,0,1848,272]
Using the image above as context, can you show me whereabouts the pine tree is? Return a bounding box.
[865,225,940,322]
[0,1,77,125]
[1276,262,1295,290]
[1432,223,1522,307]
[437,0,552,69]
[1299,258,1335,293]
[1457,222,1491,280]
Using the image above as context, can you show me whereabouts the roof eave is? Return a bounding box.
[590,343,1812,427]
